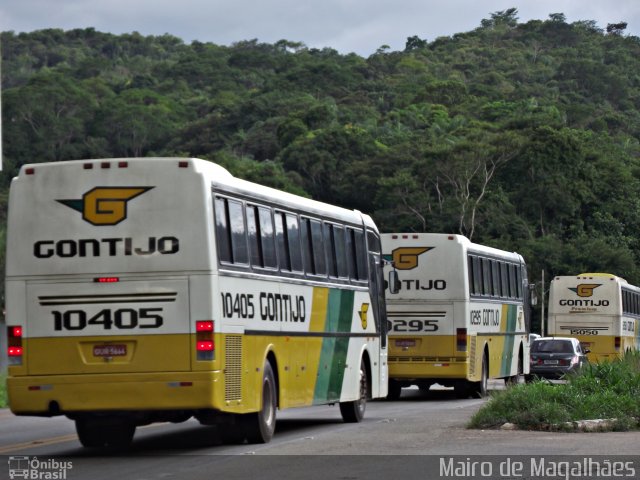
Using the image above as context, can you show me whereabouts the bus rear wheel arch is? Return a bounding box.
[340,355,370,423]
[242,360,277,443]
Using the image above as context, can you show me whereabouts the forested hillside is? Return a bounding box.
[2,9,640,327]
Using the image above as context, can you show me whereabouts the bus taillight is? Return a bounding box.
[8,325,24,365]
[196,321,214,360]
[456,328,467,352]
[615,336,621,351]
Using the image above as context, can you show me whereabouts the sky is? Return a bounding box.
[1,0,639,56]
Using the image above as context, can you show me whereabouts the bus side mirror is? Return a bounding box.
[388,270,400,294]
[529,283,538,306]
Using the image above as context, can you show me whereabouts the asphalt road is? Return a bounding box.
[2,384,639,480]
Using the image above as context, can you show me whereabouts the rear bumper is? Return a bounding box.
[8,371,227,415]
[528,366,579,379]
[388,359,468,380]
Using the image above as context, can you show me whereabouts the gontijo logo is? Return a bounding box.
[57,187,153,226]
[569,284,601,298]
[389,247,433,270]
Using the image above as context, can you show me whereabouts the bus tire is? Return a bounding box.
[506,350,523,386]
[387,380,402,401]
[473,353,489,398]
[243,361,277,444]
[75,417,136,449]
[340,358,368,423]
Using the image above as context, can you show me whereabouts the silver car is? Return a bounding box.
[526,337,589,381]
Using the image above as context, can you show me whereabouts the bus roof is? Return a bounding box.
[381,232,524,263]
[16,157,375,230]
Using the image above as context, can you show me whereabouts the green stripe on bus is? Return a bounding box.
[501,304,518,377]
[314,289,355,403]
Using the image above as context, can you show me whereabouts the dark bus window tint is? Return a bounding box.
[214,197,231,263]
[509,264,517,298]
[492,261,501,297]
[367,230,381,254]
[228,199,248,265]
[300,218,314,273]
[623,290,629,314]
[346,228,359,280]
[274,212,290,271]
[472,256,482,295]
[246,205,261,267]
[500,263,509,298]
[467,255,475,295]
[286,213,303,272]
[516,265,523,299]
[354,229,368,281]
[258,206,277,268]
[324,223,337,277]
[333,225,348,278]
[482,258,491,296]
[310,219,326,275]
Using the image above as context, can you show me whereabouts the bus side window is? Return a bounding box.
[228,199,249,265]
[285,213,303,273]
[491,260,501,298]
[509,264,517,299]
[500,262,509,298]
[516,265,523,299]
[324,223,338,277]
[311,219,327,275]
[214,197,232,263]
[246,205,262,267]
[472,256,482,296]
[333,225,348,278]
[259,206,277,268]
[482,258,491,296]
[354,229,368,281]
[274,212,291,271]
[345,228,359,282]
[300,218,314,274]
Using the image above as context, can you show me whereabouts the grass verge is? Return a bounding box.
[0,373,7,408]
[468,351,640,431]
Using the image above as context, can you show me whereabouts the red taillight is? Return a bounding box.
[196,321,214,360]
[196,341,214,351]
[8,346,23,357]
[196,321,214,332]
[94,277,120,283]
[456,328,467,352]
[615,336,621,351]
[8,326,24,364]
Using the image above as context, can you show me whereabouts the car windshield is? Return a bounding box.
[531,340,574,354]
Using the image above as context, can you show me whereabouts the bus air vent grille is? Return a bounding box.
[225,335,242,401]
[469,336,477,377]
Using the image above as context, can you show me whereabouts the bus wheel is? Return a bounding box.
[340,359,368,422]
[506,351,523,387]
[243,361,277,444]
[387,380,402,401]
[473,353,489,398]
[75,417,136,448]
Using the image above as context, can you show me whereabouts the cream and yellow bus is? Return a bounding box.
[548,273,640,362]
[381,233,533,399]
[5,157,389,447]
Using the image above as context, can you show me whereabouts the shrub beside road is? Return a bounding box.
[469,351,640,431]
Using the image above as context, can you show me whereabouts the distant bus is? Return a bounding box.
[547,273,640,362]
[5,157,389,447]
[382,233,533,399]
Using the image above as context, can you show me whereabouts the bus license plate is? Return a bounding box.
[544,359,559,365]
[93,345,127,357]
[395,339,416,347]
